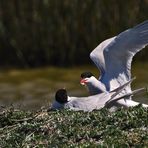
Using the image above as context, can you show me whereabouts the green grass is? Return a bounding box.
[0,63,148,110]
[0,106,147,147]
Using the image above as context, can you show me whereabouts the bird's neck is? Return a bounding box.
[87,77,107,95]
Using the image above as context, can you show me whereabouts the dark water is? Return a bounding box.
[0,64,148,110]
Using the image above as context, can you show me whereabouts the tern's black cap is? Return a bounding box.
[81,72,94,79]
[55,89,68,104]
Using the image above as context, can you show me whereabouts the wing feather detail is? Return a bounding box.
[90,20,148,92]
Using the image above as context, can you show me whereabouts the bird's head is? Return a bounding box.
[80,72,94,85]
[55,88,68,104]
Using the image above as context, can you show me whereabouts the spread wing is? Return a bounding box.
[90,20,148,92]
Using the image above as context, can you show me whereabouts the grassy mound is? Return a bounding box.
[0,106,147,147]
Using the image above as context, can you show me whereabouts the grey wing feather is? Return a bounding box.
[90,20,148,92]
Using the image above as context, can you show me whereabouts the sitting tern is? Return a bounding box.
[80,20,148,96]
[50,79,148,112]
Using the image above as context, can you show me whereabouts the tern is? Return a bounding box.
[49,79,148,112]
[80,20,148,96]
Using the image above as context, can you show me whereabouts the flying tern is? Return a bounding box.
[80,20,148,96]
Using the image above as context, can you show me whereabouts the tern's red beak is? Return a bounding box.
[80,79,87,85]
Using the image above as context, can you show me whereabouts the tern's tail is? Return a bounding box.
[106,87,146,106]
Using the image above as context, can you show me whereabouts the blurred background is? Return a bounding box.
[0,0,148,110]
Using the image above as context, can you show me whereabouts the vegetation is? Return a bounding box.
[0,0,148,67]
[0,106,147,147]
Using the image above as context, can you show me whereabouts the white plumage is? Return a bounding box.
[50,21,148,112]
[50,79,148,112]
[81,20,148,96]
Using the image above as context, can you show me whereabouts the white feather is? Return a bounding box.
[90,20,148,94]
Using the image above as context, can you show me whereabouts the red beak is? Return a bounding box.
[80,79,87,84]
